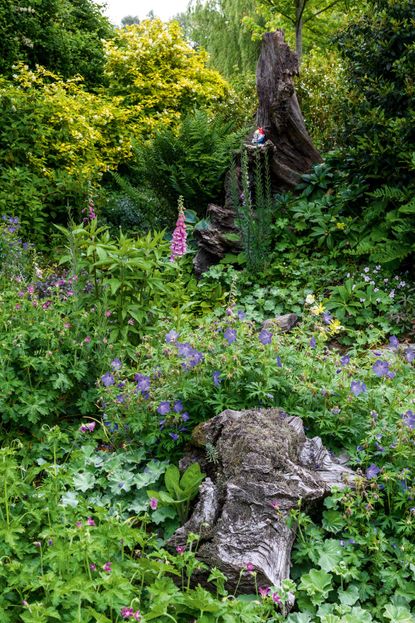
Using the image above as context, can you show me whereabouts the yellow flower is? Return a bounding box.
[310,303,325,315]
[336,222,346,230]
[327,319,343,335]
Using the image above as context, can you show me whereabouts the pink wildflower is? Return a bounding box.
[259,586,271,598]
[84,336,91,343]
[86,517,96,526]
[272,592,282,605]
[80,422,96,433]
[170,197,187,261]
[176,546,186,554]
[149,498,158,510]
[245,562,255,573]
[103,561,112,573]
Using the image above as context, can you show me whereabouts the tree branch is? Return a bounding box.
[303,0,343,24]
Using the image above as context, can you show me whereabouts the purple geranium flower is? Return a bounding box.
[174,400,184,413]
[176,342,193,357]
[402,410,415,429]
[111,358,122,370]
[224,328,237,344]
[276,356,282,368]
[101,372,115,387]
[350,380,367,396]
[372,360,390,377]
[405,349,415,363]
[213,371,222,386]
[366,464,380,479]
[182,412,189,422]
[135,374,150,393]
[157,401,170,415]
[169,432,179,441]
[340,355,350,366]
[389,336,399,348]
[310,336,316,349]
[259,329,272,345]
[165,330,179,343]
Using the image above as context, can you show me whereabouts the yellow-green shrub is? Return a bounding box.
[0,65,132,240]
[103,19,230,134]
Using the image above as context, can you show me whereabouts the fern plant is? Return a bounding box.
[118,110,247,220]
[351,184,415,265]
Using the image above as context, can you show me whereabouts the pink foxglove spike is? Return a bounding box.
[170,196,187,261]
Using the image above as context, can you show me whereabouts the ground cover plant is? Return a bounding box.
[1,0,415,621]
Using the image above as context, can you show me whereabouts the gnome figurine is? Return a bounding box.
[252,127,266,145]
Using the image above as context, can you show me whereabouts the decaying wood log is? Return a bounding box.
[169,409,354,594]
[193,30,322,275]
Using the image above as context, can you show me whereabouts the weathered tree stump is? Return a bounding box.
[169,409,354,592]
[194,30,322,275]
[256,30,322,188]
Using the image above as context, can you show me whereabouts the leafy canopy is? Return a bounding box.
[0,0,113,87]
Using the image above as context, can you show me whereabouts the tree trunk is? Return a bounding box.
[256,29,321,188]
[193,29,322,275]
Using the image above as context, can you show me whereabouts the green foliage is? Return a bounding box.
[335,0,415,186]
[0,276,108,426]
[181,0,260,78]
[296,49,347,150]
[122,109,246,219]
[274,159,415,269]
[231,147,274,274]
[245,0,359,58]
[56,219,173,343]
[0,0,113,87]
[148,462,205,523]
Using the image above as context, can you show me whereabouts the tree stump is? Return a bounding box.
[193,30,322,275]
[256,30,322,188]
[168,409,354,593]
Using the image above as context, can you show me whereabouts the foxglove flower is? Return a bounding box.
[170,197,187,261]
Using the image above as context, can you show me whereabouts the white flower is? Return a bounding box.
[305,294,315,305]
